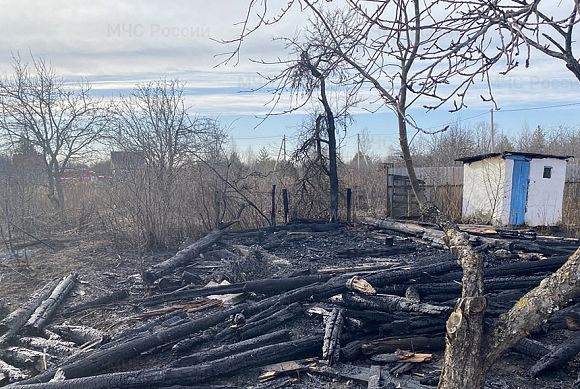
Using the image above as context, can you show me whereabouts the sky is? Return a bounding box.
[0,0,579,161]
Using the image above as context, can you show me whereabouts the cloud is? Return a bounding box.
[0,0,577,155]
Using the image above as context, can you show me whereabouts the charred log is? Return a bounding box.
[361,336,445,355]
[143,229,226,284]
[0,280,59,344]
[142,275,331,307]
[341,292,452,316]
[12,337,322,389]
[529,333,580,377]
[322,308,343,364]
[64,290,129,316]
[23,274,77,334]
[170,329,291,367]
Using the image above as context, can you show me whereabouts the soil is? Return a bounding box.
[0,224,578,388]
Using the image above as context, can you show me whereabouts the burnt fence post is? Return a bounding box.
[271,185,277,227]
[282,188,289,224]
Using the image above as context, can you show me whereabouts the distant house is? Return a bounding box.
[457,151,572,226]
[61,168,97,183]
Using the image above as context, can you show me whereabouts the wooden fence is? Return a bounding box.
[384,163,579,224]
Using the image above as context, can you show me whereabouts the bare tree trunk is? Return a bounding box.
[304,56,339,222]
[54,174,65,210]
[396,97,579,389]
[326,113,339,223]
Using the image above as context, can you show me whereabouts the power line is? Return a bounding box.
[495,101,580,113]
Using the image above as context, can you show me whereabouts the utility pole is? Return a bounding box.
[274,136,284,172]
[357,133,361,169]
[490,109,495,152]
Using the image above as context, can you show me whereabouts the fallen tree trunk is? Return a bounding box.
[24,274,77,334]
[12,336,322,389]
[529,334,580,377]
[143,229,226,284]
[0,280,59,344]
[169,329,291,367]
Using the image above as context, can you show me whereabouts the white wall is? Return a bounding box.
[525,158,567,226]
[462,157,506,224]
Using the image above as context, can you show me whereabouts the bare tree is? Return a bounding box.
[497,0,580,82]
[224,2,580,388]
[111,80,226,247]
[0,56,109,209]
[246,23,356,222]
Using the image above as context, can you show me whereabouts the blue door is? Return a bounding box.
[508,156,530,225]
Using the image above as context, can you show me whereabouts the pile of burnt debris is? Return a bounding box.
[0,218,578,388]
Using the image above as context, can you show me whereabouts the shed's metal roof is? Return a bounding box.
[455,151,573,163]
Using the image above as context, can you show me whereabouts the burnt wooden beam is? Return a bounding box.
[336,245,416,258]
[322,308,343,364]
[512,338,551,360]
[141,274,331,307]
[143,229,226,284]
[341,292,452,316]
[361,335,445,355]
[530,334,580,377]
[0,280,59,344]
[169,329,291,367]
[23,274,77,334]
[63,290,129,316]
[13,337,322,389]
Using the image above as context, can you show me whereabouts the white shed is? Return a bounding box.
[457,151,571,226]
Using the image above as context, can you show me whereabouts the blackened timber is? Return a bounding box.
[436,255,568,282]
[336,245,416,258]
[13,337,322,389]
[530,333,580,377]
[169,329,291,367]
[21,277,333,384]
[64,290,129,315]
[0,280,59,345]
[222,303,302,342]
[51,325,104,346]
[143,229,225,284]
[512,338,551,359]
[382,276,546,296]
[142,275,331,307]
[322,308,344,364]
[24,274,77,334]
[379,317,446,337]
[18,307,242,384]
[341,293,452,316]
[361,336,445,355]
[363,258,458,287]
